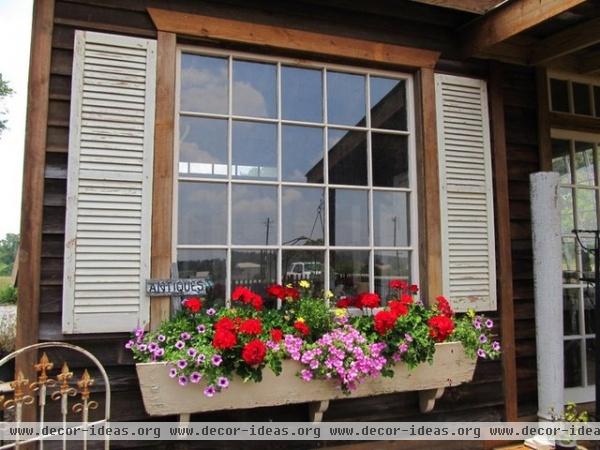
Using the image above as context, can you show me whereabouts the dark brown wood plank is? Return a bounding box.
[489,61,517,421]
[16,0,55,424]
[147,8,441,69]
[550,111,600,134]
[536,67,552,171]
[150,31,176,329]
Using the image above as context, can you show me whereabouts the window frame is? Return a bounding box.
[171,45,419,305]
[548,70,600,118]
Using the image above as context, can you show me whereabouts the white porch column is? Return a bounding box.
[530,172,564,421]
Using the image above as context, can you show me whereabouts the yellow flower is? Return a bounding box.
[299,280,310,289]
[296,317,305,323]
[286,283,293,288]
[334,308,346,318]
[325,290,334,299]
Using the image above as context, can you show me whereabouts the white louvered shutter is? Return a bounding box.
[63,31,156,333]
[435,74,496,312]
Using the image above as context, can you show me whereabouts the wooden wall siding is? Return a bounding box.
[30,0,522,442]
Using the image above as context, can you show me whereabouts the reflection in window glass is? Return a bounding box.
[576,188,597,230]
[282,187,325,246]
[573,82,592,116]
[282,125,324,183]
[550,78,569,113]
[329,250,369,298]
[562,238,578,284]
[232,185,277,245]
[329,189,369,246]
[586,339,595,385]
[563,288,580,336]
[595,87,600,118]
[179,117,227,177]
[232,60,276,118]
[581,237,596,280]
[328,129,367,185]
[178,182,227,245]
[372,134,409,187]
[552,139,571,184]
[574,141,595,186]
[565,340,583,388]
[232,121,277,180]
[180,54,228,114]
[560,188,574,235]
[177,249,226,306]
[373,191,409,247]
[327,71,366,126]
[584,287,595,334]
[282,66,322,123]
[231,249,277,301]
[374,250,410,302]
[283,250,324,294]
[370,77,406,131]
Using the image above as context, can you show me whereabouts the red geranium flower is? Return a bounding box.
[358,292,381,308]
[400,294,414,305]
[336,297,351,308]
[270,328,283,342]
[388,300,409,317]
[232,286,252,303]
[374,310,397,335]
[214,317,236,333]
[267,284,286,299]
[250,293,264,311]
[242,339,267,366]
[409,284,419,294]
[435,295,453,318]
[293,320,310,336]
[428,315,455,342]
[239,318,263,335]
[285,287,300,301]
[389,279,408,291]
[212,328,237,350]
[182,296,202,313]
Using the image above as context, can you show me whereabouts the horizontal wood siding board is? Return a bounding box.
[147,8,441,69]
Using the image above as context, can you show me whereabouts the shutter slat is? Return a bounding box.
[436,73,496,312]
[63,31,155,334]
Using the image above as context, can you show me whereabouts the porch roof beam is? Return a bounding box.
[579,50,600,74]
[461,0,587,58]
[530,17,600,65]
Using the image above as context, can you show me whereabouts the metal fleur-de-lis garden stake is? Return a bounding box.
[4,371,35,447]
[73,370,98,450]
[30,353,57,450]
[50,362,77,450]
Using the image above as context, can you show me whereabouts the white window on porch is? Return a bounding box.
[552,129,600,402]
[173,48,418,307]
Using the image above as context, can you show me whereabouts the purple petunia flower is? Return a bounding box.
[178,375,188,386]
[206,308,216,316]
[196,354,206,365]
[217,377,229,389]
[174,340,185,350]
[190,372,202,383]
[154,348,165,358]
[477,348,487,358]
[211,355,222,366]
[157,334,166,342]
[187,347,198,358]
[137,343,147,352]
[492,341,501,351]
[204,385,216,397]
[177,359,188,369]
[180,332,191,341]
[473,319,482,330]
[485,319,494,329]
[148,342,158,352]
[134,327,144,338]
[479,334,488,344]
[168,368,177,378]
[404,333,413,343]
[196,324,206,334]
[124,340,134,349]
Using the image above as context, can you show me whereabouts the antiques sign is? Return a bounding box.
[146,279,207,297]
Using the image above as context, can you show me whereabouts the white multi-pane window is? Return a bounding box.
[549,72,600,118]
[173,47,418,307]
[552,129,600,402]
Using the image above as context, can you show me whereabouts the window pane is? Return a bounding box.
[370,77,406,131]
[563,237,578,284]
[551,139,571,185]
[576,188,597,230]
[179,116,227,177]
[595,86,600,118]
[372,133,409,187]
[232,60,276,118]
[550,78,569,113]
[282,125,324,183]
[581,236,596,284]
[329,189,369,246]
[232,184,278,245]
[574,141,595,186]
[573,82,592,116]
[586,339,595,386]
[232,121,277,180]
[565,339,583,388]
[330,250,370,297]
[374,250,410,302]
[327,71,366,126]
[180,54,228,114]
[373,191,409,247]
[283,250,324,293]
[328,129,367,185]
[178,182,227,245]
[282,187,325,246]
[584,285,595,334]
[282,66,322,123]
[564,288,580,336]
[560,188,574,235]
[177,249,226,307]
[231,249,277,302]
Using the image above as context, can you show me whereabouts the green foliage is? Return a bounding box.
[284,296,332,340]
[451,309,500,360]
[0,234,19,277]
[0,74,14,137]
[0,284,17,304]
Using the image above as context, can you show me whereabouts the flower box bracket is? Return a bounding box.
[137,342,476,421]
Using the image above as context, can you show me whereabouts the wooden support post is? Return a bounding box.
[418,387,445,413]
[309,400,329,422]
